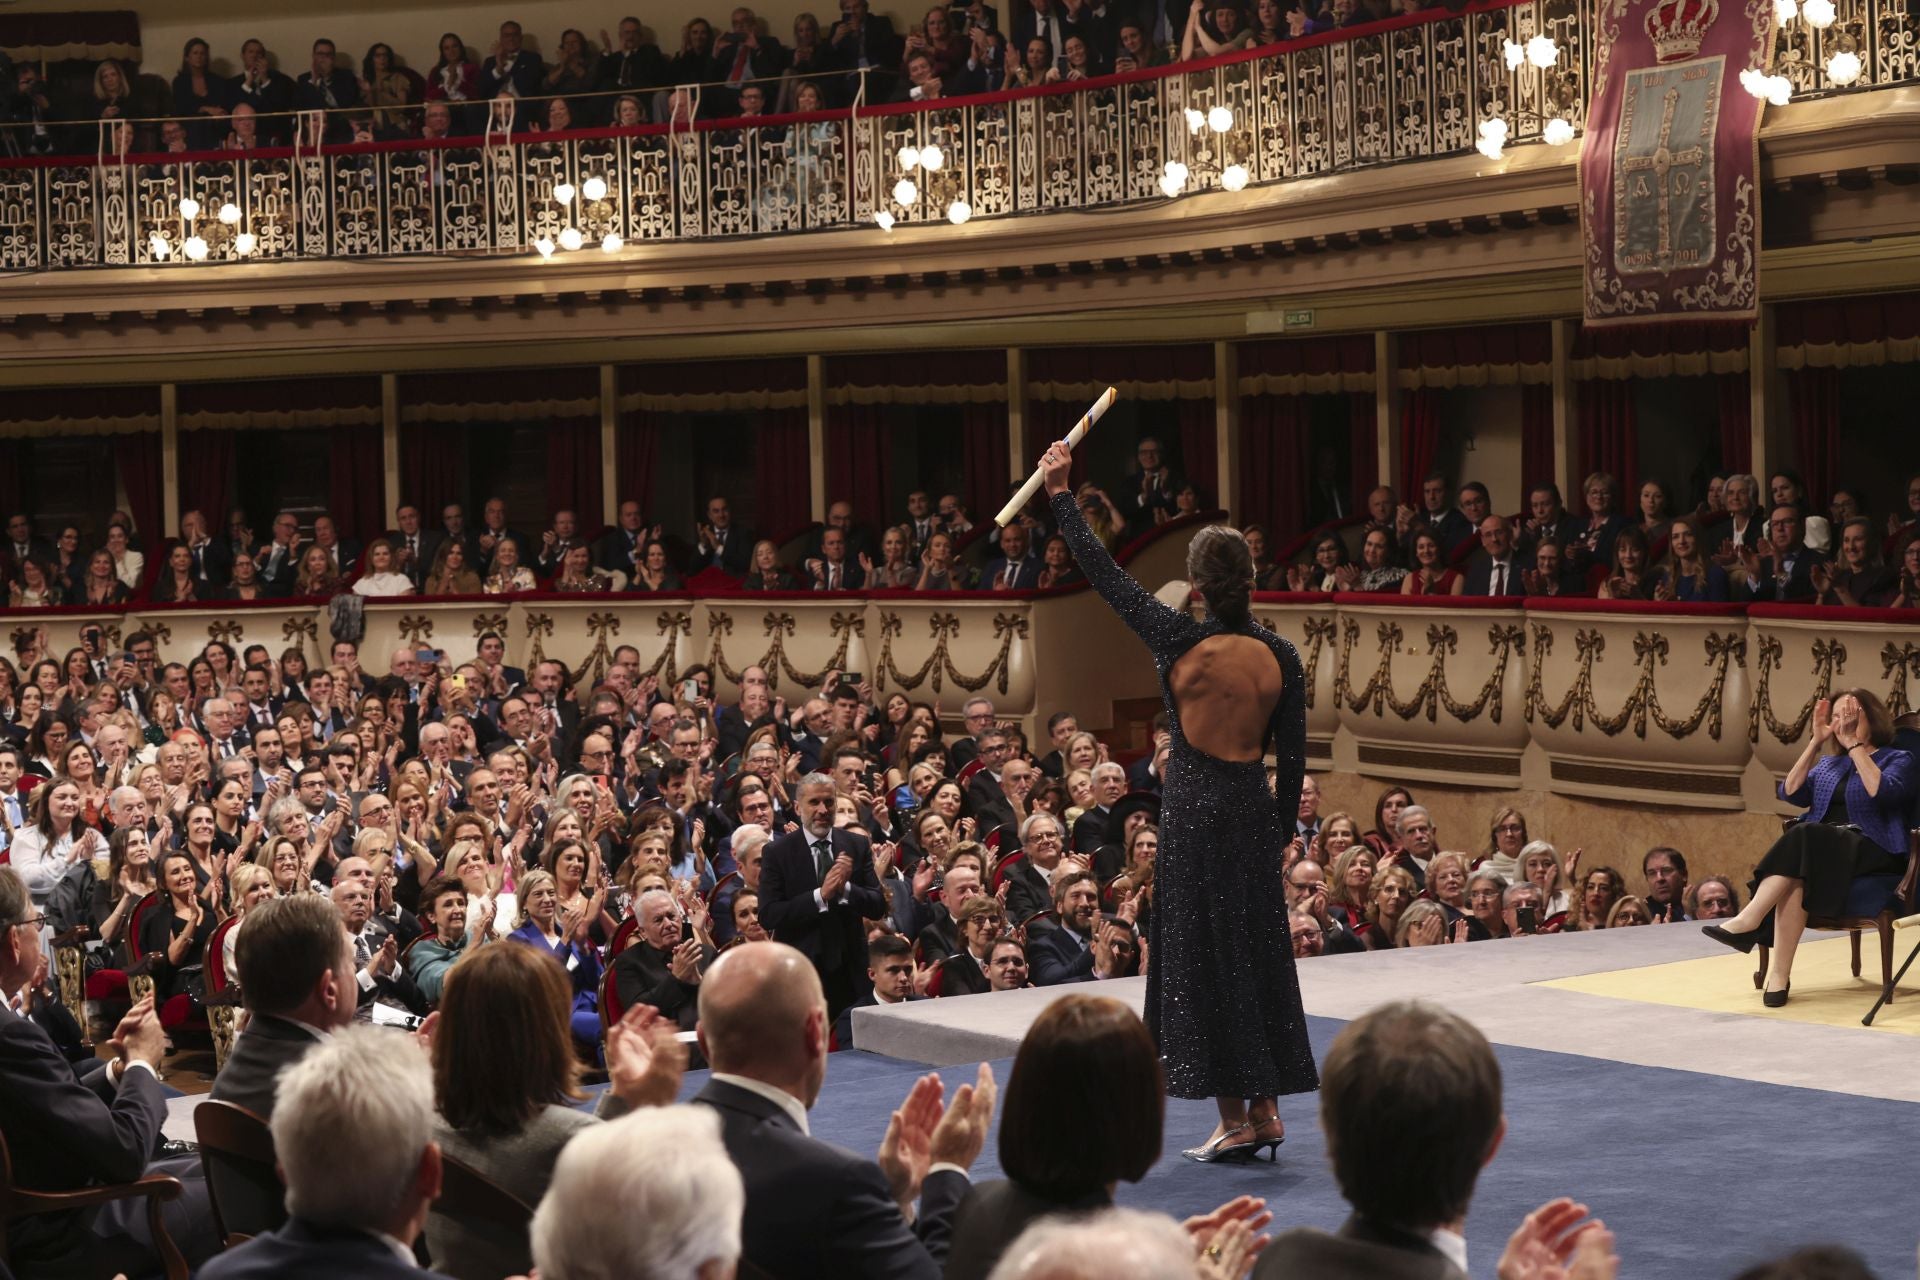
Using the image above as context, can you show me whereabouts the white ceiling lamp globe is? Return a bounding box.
[178,196,200,221]
[183,235,209,262]
[1802,0,1836,26]
[1525,35,1558,67]
[893,177,919,205]
[1739,66,1768,97]
[582,176,608,202]
[601,232,623,252]
[919,144,945,172]
[217,202,242,225]
[235,232,258,256]
[1221,164,1249,191]
[558,226,584,251]
[1542,116,1575,145]
[947,199,972,224]
[1773,0,1797,21]
[896,145,921,171]
[873,209,895,231]
[1825,49,1862,83]
[1184,107,1205,133]
[534,236,555,259]
[1502,38,1526,70]
[553,182,576,205]
[1207,105,1233,132]
[149,233,170,260]
[1766,74,1793,104]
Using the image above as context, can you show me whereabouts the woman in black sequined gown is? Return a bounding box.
[1041,442,1318,1160]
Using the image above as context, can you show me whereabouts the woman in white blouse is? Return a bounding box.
[105,523,143,590]
[351,538,416,597]
[484,539,537,594]
[10,777,106,913]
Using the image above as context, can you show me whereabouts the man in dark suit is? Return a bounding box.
[1255,1001,1614,1280]
[309,514,359,579]
[292,38,364,142]
[1027,871,1124,985]
[612,887,717,1040]
[715,665,775,760]
[1120,436,1182,533]
[758,774,887,1017]
[828,0,903,98]
[253,510,305,594]
[594,15,668,110]
[1734,505,1828,603]
[596,498,652,575]
[695,495,754,576]
[984,523,1045,591]
[199,1026,453,1280]
[212,894,357,1117]
[970,755,1031,850]
[805,525,866,591]
[3,511,53,577]
[1070,762,1126,853]
[477,20,545,130]
[0,867,217,1276]
[1000,813,1063,926]
[386,503,434,585]
[1459,516,1525,597]
[693,941,991,1279]
[832,932,922,1048]
[179,507,233,587]
[1514,483,1584,561]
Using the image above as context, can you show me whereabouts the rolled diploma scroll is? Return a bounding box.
[994,386,1119,527]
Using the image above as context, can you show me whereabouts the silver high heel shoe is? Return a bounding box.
[1182,1122,1255,1163]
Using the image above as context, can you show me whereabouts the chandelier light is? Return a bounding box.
[582,176,608,202]
[947,199,972,224]
[601,232,623,252]
[1825,49,1862,83]
[1766,73,1793,104]
[558,226,584,251]
[1502,38,1526,70]
[553,182,576,205]
[1221,163,1250,191]
[235,232,258,256]
[893,177,919,205]
[1184,107,1205,133]
[896,145,921,170]
[149,232,171,260]
[1475,116,1509,159]
[1739,66,1768,97]
[1773,0,1797,20]
[178,196,201,221]
[183,235,209,262]
[1542,117,1575,145]
[217,202,242,225]
[1207,105,1234,132]
[919,144,945,172]
[873,209,895,231]
[1801,0,1836,26]
[1525,35,1558,67]
[1159,159,1189,198]
[534,236,555,259]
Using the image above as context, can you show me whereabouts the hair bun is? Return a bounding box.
[1185,526,1253,628]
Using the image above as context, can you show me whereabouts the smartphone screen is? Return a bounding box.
[1516,905,1539,934]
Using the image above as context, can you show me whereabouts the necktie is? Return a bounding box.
[828,564,838,590]
[814,839,833,884]
[354,930,372,969]
[729,42,752,83]
[1492,563,1505,595]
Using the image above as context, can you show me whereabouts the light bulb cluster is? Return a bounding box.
[1182,106,1236,134]
[876,142,967,230]
[1159,160,1189,198]
[1475,116,1509,159]
[1502,35,1560,70]
[1747,0,1856,102]
[538,174,622,258]
[153,193,257,262]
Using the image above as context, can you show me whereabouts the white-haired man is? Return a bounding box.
[1394,804,1439,890]
[1071,761,1126,853]
[987,1209,1207,1280]
[200,1025,450,1278]
[530,1105,743,1280]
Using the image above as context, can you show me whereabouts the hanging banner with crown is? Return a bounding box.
[1580,0,1774,326]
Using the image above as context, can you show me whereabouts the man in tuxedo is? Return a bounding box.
[758,774,887,1017]
[1393,805,1437,890]
[1070,761,1126,853]
[212,894,356,1117]
[0,867,218,1276]
[310,515,359,578]
[1255,1001,1615,1280]
[904,489,937,553]
[1294,774,1322,845]
[1001,812,1065,926]
[594,15,668,107]
[238,665,284,735]
[386,504,435,585]
[202,697,253,761]
[200,1027,452,1280]
[478,20,545,130]
[970,755,1031,849]
[596,499,650,575]
[535,509,585,579]
[1457,516,1524,598]
[1735,505,1827,603]
[1121,436,1181,533]
[179,508,233,587]
[255,510,304,594]
[696,495,754,576]
[985,523,1044,591]
[692,941,991,1278]
[1515,483,1584,560]
[612,888,717,1041]
[1028,871,1126,985]
[292,38,364,142]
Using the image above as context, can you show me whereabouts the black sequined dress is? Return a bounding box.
[1052,492,1319,1100]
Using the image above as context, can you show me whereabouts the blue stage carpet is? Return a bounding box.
[662,1015,1913,1279]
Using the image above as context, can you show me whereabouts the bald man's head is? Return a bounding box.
[697,941,830,1107]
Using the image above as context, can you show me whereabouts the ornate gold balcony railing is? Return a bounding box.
[2,0,1912,273]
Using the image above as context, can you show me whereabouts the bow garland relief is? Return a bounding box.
[876,611,1029,697]
[282,615,319,663]
[1881,642,1920,719]
[1747,633,1847,744]
[574,611,693,689]
[1263,614,1336,711]
[1527,626,1746,740]
[1335,619,1526,724]
[707,611,865,691]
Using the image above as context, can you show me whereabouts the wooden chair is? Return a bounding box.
[431,1154,534,1280]
[0,1126,189,1280]
[605,915,639,960]
[48,924,91,1043]
[193,1099,286,1249]
[1754,827,1920,1027]
[597,965,625,1038]
[203,916,241,1073]
[125,895,162,1006]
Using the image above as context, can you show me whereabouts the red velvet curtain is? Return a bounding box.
[1521,384,1554,499]
[328,426,386,545]
[1787,367,1841,507]
[400,422,463,521]
[961,401,1010,529]
[756,405,812,541]
[826,402,894,529]
[615,407,657,516]
[177,429,234,526]
[1716,373,1752,475]
[1177,397,1217,506]
[1577,381,1639,488]
[545,417,604,521]
[1349,392,1375,511]
[0,439,20,522]
[1398,387,1441,497]
[118,432,164,547]
[1239,394,1310,540]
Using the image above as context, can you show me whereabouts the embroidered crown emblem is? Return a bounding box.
[1644,0,1719,62]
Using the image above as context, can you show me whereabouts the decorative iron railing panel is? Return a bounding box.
[0,0,1913,273]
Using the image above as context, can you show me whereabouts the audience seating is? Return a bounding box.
[1755,827,1920,1026]
[193,1100,286,1250]
[0,1125,190,1280]
[431,1154,535,1280]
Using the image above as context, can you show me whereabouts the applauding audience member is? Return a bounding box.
[211,894,358,1118]
[693,941,995,1276]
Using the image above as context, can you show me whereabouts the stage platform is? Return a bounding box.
[851,924,1920,1103]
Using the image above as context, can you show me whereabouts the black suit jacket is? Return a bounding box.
[1460,556,1525,597]
[1735,546,1829,603]
[938,949,991,996]
[1254,1218,1466,1280]
[199,1218,453,1280]
[184,537,234,586]
[693,1078,965,1280]
[945,1179,1111,1280]
[596,525,646,575]
[1028,924,1095,986]
[984,555,1044,590]
[1069,806,1109,854]
[759,827,885,1001]
[698,526,755,576]
[209,1013,322,1119]
[0,1004,167,1268]
[715,704,774,761]
[611,939,713,1032]
[1000,858,1052,927]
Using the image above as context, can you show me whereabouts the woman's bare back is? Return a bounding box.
[1168,633,1284,762]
